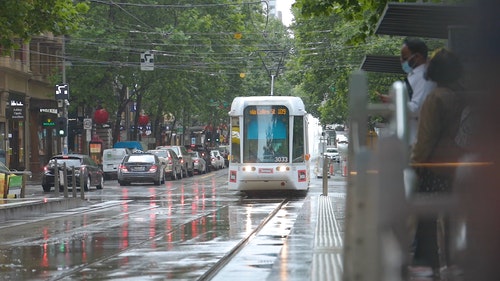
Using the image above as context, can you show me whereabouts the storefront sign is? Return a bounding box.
[9,100,25,120]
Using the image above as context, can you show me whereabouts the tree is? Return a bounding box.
[286,6,404,125]
[64,0,292,147]
[0,0,88,51]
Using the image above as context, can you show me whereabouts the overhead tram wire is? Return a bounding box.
[89,0,267,9]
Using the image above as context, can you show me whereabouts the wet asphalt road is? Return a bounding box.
[0,168,324,280]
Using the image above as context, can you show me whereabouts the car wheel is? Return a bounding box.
[171,171,177,181]
[42,184,51,192]
[96,176,104,189]
[119,180,127,186]
[83,176,90,191]
[160,171,165,184]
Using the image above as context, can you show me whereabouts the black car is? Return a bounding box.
[42,154,104,192]
[117,153,165,186]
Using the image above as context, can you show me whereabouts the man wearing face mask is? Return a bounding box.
[380,37,436,145]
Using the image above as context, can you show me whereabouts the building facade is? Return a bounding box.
[0,34,62,174]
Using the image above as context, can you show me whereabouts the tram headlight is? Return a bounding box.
[276,166,290,172]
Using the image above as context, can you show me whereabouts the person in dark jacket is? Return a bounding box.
[409,48,465,277]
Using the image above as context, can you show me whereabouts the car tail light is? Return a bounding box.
[118,164,128,171]
[149,165,158,172]
[194,159,199,163]
[43,165,49,172]
[180,158,184,164]
[167,157,173,164]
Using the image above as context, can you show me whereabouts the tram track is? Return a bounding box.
[198,198,289,281]
[43,198,287,280]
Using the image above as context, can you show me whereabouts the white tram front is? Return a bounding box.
[227,96,310,192]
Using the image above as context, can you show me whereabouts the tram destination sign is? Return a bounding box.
[247,106,288,116]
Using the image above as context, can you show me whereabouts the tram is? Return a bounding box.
[227,96,310,192]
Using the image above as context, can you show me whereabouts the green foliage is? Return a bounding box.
[0,0,89,51]
[286,6,411,125]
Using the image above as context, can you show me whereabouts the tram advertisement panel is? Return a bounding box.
[243,105,289,163]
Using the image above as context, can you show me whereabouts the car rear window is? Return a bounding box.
[103,150,128,160]
[127,155,155,163]
[50,158,81,167]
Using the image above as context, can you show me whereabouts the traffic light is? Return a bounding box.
[56,117,67,137]
[215,133,220,143]
[206,131,212,142]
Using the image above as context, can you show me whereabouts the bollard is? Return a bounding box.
[62,163,68,198]
[72,166,77,198]
[322,156,328,196]
[80,170,85,200]
[54,159,60,197]
[20,174,26,198]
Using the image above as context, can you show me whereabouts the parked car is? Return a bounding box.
[156,145,194,177]
[187,145,212,173]
[323,147,340,162]
[42,154,104,192]
[147,149,183,180]
[210,150,225,170]
[117,153,165,186]
[218,145,230,167]
[336,134,348,145]
[102,148,132,180]
[190,151,206,175]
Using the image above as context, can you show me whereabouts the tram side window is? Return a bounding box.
[292,116,304,163]
[230,117,240,163]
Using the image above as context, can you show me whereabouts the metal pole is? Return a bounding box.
[72,166,77,198]
[62,35,68,155]
[80,169,85,200]
[322,155,328,196]
[54,159,60,197]
[62,162,68,198]
[270,74,275,96]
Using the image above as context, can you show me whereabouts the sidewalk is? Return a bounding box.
[0,175,90,223]
[267,175,347,281]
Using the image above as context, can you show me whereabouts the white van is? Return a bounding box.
[102,148,131,180]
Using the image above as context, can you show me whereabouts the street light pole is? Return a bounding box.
[62,35,68,154]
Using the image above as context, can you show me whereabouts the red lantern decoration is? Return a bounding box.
[93,108,109,124]
[138,115,149,126]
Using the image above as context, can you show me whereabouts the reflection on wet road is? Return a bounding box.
[0,169,306,280]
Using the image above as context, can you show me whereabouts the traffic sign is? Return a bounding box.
[140,51,154,71]
[55,84,69,100]
[83,118,92,130]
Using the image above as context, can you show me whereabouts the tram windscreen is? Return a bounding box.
[243,105,289,163]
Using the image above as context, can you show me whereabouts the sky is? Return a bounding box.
[276,0,295,26]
